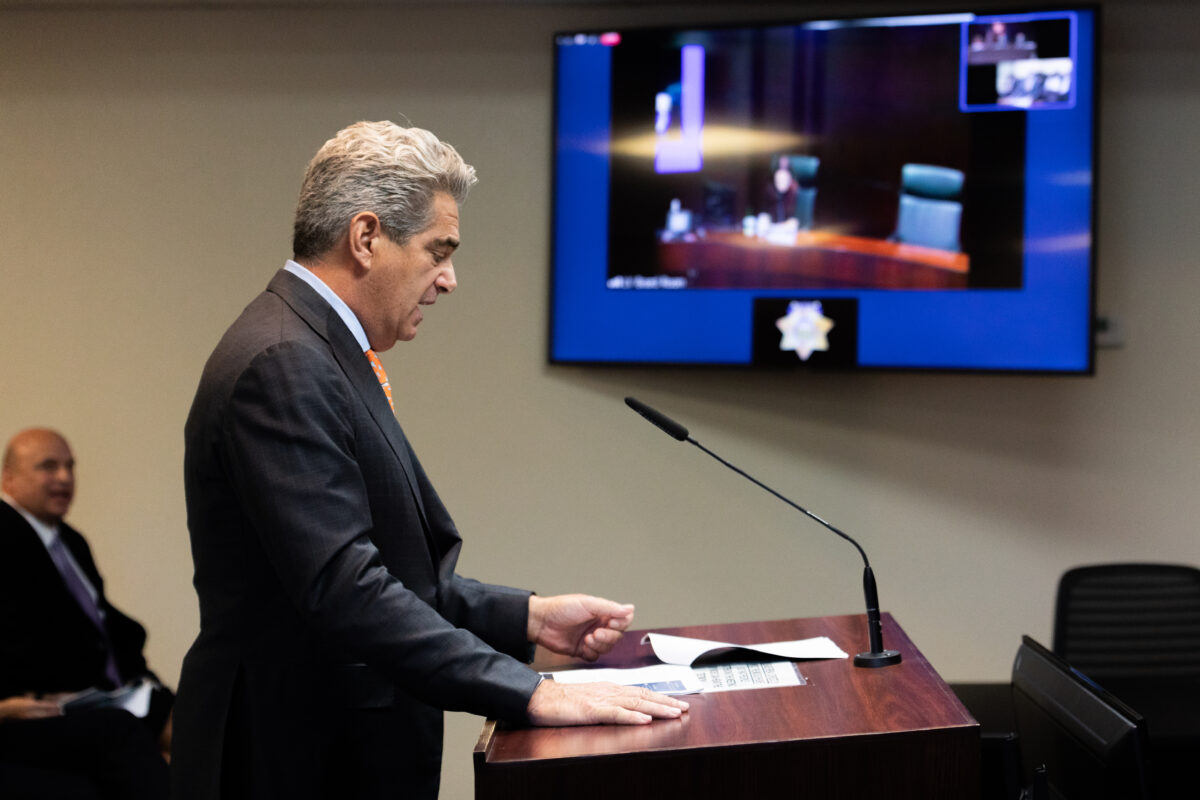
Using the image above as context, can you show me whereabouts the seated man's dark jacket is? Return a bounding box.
[0,500,163,698]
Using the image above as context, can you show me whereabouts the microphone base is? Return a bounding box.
[854,649,902,668]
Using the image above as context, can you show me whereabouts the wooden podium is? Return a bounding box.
[474,614,978,800]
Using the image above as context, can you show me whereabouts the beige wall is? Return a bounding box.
[2,2,1197,797]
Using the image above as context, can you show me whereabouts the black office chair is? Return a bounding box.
[1054,562,1200,795]
[1053,562,1200,681]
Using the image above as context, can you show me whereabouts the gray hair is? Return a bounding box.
[292,120,477,260]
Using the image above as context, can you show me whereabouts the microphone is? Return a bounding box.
[625,396,689,441]
[623,396,901,668]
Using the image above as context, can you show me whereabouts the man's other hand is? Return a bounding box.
[527,594,635,661]
[526,678,689,726]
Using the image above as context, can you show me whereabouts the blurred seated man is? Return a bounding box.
[0,428,173,780]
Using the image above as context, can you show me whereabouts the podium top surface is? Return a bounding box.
[475,613,975,766]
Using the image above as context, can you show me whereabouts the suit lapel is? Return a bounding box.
[0,502,104,628]
[327,319,433,531]
[0,502,58,582]
[266,270,432,535]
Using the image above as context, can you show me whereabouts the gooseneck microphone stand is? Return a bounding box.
[625,396,901,668]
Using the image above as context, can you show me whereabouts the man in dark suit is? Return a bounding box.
[172,121,686,800]
[0,428,170,798]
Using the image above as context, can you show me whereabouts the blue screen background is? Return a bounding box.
[549,10,1095,371]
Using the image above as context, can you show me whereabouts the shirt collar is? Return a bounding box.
[284,260,371,353]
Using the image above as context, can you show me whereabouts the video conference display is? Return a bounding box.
[549,8,1096,372]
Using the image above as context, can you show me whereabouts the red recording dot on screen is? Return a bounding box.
[599,32,621,46]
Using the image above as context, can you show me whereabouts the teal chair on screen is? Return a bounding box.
[892,163,964,252]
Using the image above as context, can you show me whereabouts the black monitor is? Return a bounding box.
[1011,635,1151,800]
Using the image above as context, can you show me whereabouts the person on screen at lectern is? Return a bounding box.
[171,119,688,800]
[771,154,800,222]
[0,428,173,795]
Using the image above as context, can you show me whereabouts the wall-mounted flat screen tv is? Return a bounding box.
[549,7,1098,372]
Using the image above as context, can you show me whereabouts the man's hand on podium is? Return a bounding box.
[524,594,688,725]
[526,678,689,726]
[527,594,635,662]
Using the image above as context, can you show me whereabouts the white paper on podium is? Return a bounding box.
[542,663,704,695]
[641,632,849,666]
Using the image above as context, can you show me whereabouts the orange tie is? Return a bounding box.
[365,349,394,412]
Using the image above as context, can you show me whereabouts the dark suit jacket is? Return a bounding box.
[173,270,541,800]
[0,500,156,698]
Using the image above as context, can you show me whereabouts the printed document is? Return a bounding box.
[694,660,807,692]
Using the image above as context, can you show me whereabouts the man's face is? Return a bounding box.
[365,192,460,350]
[1,430,75,525]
